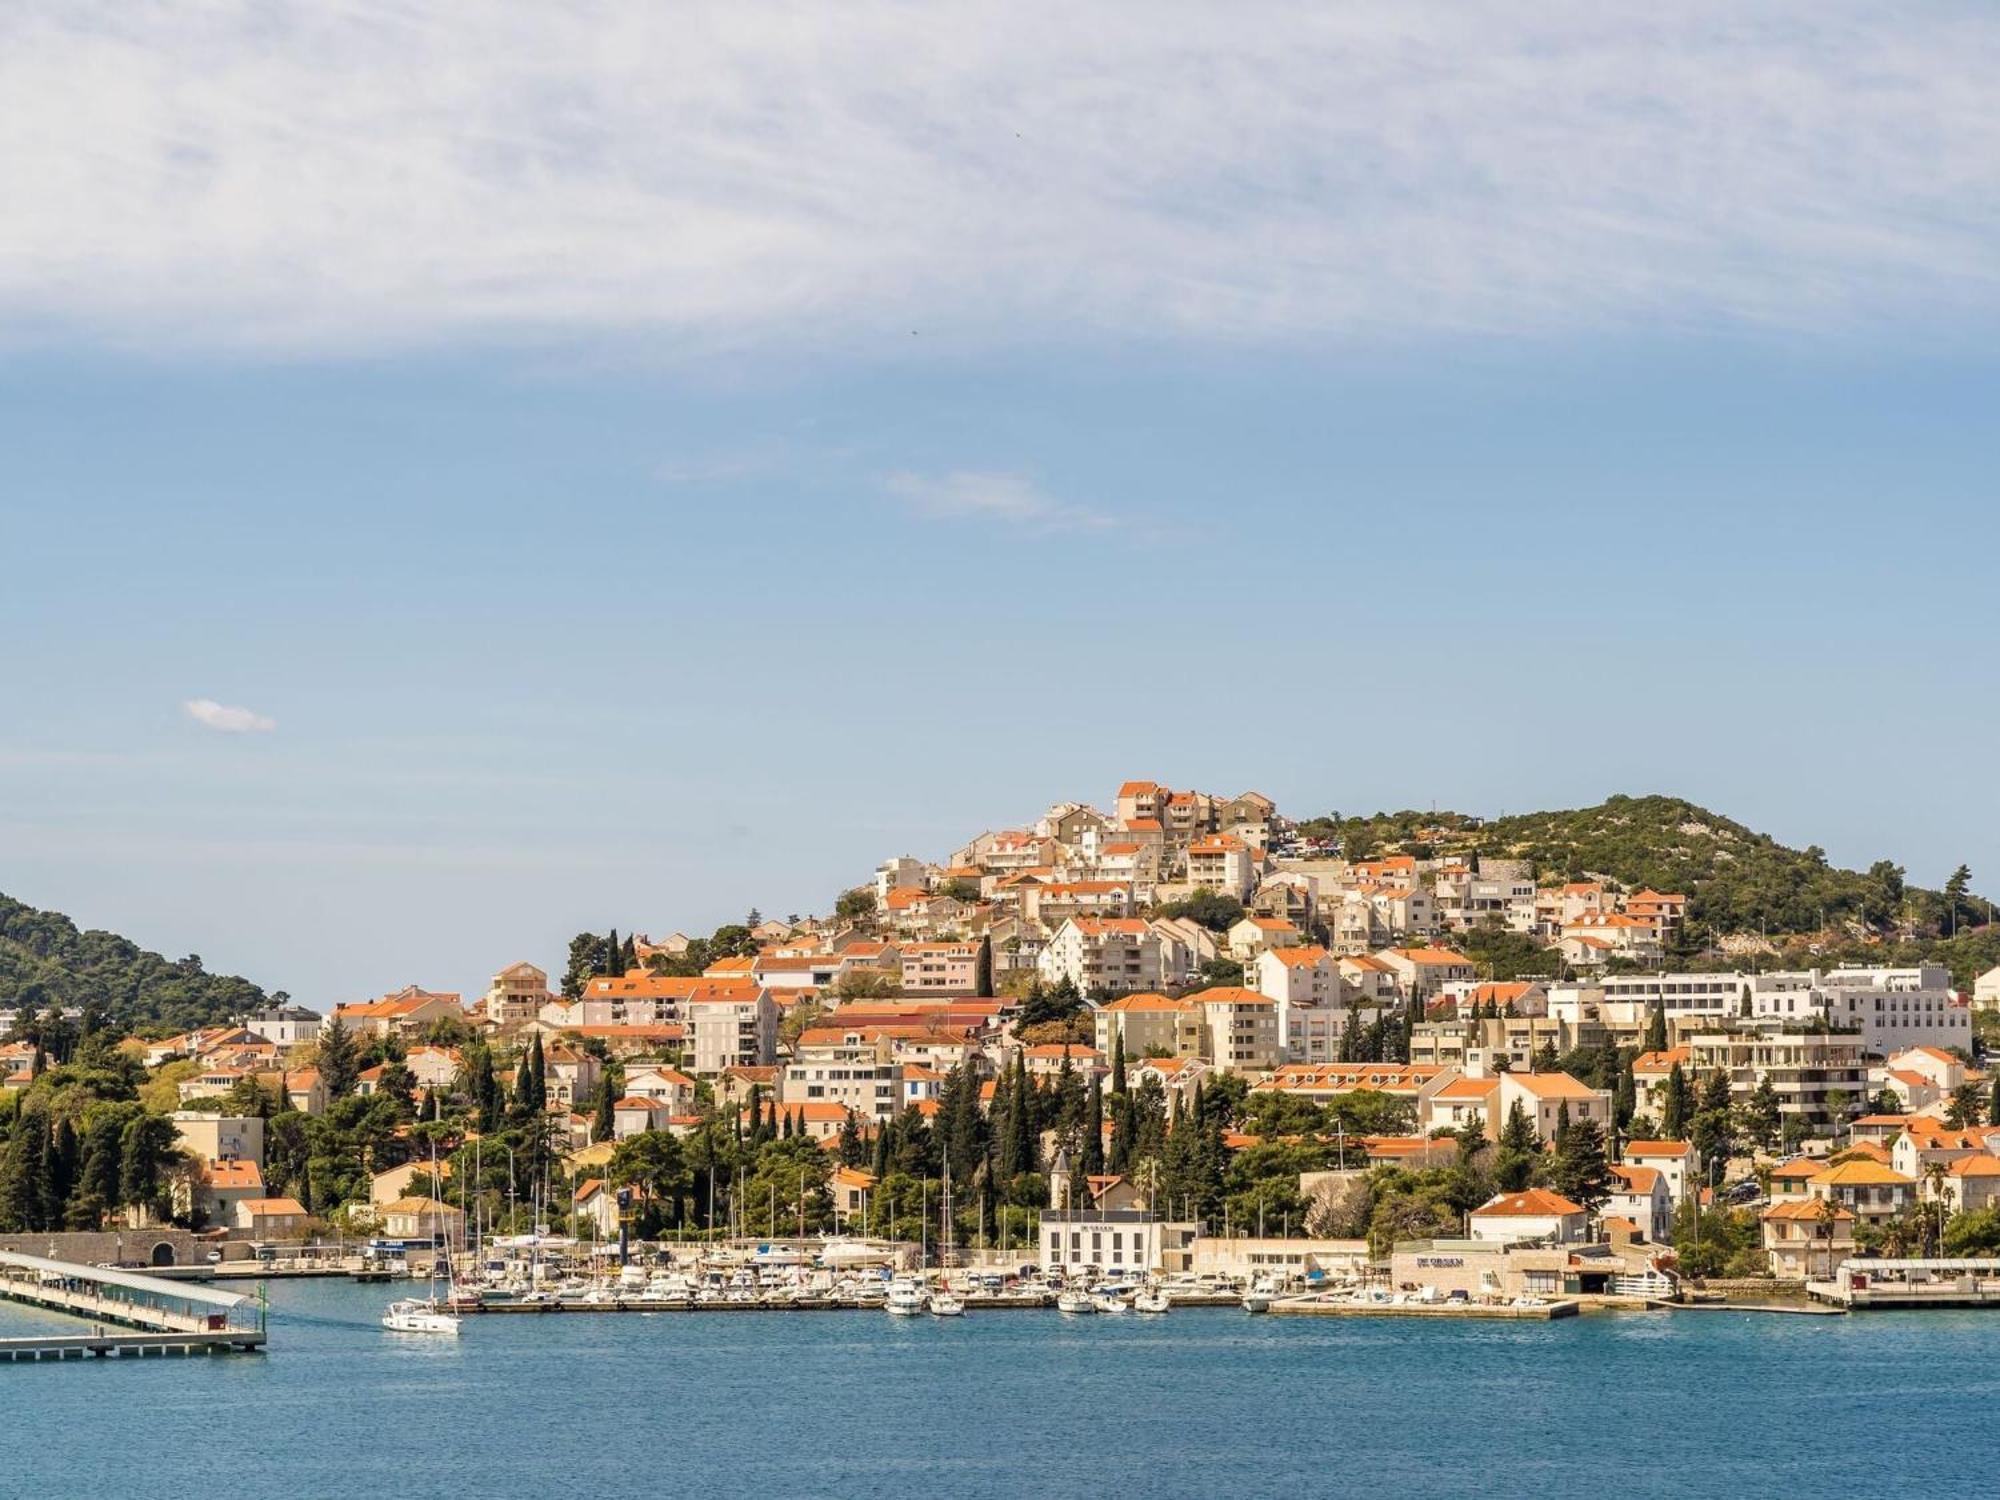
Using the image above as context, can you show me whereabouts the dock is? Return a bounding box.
[0,1251,267,1360]
[1268,1295,1579,1320]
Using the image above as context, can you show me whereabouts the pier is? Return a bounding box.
[1267,1294,1578,1320]
[1809,1258,2000,1310]
[0,1251,267,1360]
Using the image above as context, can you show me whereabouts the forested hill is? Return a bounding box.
[0,889,274,1032]
[1304,794,1995,952]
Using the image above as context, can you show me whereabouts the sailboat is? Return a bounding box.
[384,1144,463,1335]
[927,1160,967,1316]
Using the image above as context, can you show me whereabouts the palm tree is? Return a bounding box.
[1814,1195,1841,1283]
[1923,1161,1953,1256]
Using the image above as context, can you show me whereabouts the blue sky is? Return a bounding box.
[3,3,1998,1004]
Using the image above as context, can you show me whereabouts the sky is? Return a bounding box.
[3,2,1998,1006]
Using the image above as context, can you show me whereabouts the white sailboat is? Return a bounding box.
[383,1145,463,1335]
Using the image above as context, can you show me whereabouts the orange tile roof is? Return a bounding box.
[1474,1188,1583,1217]
[1809,1160,1914,1187]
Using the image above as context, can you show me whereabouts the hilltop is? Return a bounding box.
[0,889,275,1032]
[1300,793,1998,980]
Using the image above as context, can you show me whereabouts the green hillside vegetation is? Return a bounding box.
[1302,794,2000,985]
[0,890,274,1033]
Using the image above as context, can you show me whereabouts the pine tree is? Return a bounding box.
[1551,1116,1613,1212]
[837,1109,865,1167]
[319,1017,360,1101]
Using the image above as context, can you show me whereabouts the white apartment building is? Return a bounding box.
[781,1038,903,1123]
[483,962,553,1026]
[244,1005,321,1049]
[1038,918,1162,997]
[1185,835,1258,900]
[1195,988,1282,1074]
[899,942,981,995]
[1687,1030,1869,1128]
[1433,871,1537,933]
[686,990,778,1074]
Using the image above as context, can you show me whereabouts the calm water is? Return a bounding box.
[6,1280,1995,1497]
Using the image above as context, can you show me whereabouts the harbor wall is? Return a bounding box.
[0,1229,212,1268]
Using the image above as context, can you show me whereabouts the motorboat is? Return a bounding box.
[1091,1291,1129,1315]
[382,1297,461,1334]
[884,1278,928,1315]
[1132,1287,1171,1314]
[928,1290,967,1317]
[1056,1288,1097,1315]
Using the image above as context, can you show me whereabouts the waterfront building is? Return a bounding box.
[1761,1200,1855,1279]
[1468,1189,1587,1244]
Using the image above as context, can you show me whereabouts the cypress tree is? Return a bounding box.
[513,1049,536,1118]
[593,1078,616,1142]
[1082,1071,1105,1176]
[1644,1003,1667,1054]
[473,1048,500,1132]
[604,928,622,976]
[973,935,994,998]
[1662,1062,1693,1139]
[529,1035,547,1111]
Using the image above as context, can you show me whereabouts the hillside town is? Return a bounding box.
[6,778,2000,1308]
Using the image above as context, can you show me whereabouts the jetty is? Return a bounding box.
[1810,1258,2000,1310]
[1267,1294,1578,1320]
[0,1251,267,1360]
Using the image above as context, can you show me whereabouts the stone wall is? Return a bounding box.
[0,1228,212,1267]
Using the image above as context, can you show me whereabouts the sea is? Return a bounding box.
[3,1280,1992,1498]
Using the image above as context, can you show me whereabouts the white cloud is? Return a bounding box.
[183,698,277,734]
[3,3,1999,355]
[886,471,1110,532]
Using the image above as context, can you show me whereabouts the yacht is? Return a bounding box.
[1241,1277,1277,1314]
[382,1297,461,1334]
[884,1277,928,1315]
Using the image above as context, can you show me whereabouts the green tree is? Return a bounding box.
[318,1017,360,1101]
[1946,1082,1986,1129]
[1493,1101,1540,1192]
[973,935,994,998]
[1741,1076,1782,1153]
[834,887,877,926]
[1550,1116,1612,1212]
[1662,1062,1693,1140]
[561,931,607,999]
[1644,1004,1667,1055]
